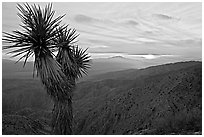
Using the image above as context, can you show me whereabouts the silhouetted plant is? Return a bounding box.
[52,25,90,134]
[3,3,90,135]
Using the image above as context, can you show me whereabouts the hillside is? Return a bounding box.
[73,62,202,134]
[2,57,138,80]
[85,61,200,81]
[87,56,137,75]
[2,61,202,135]
[2,59,35,79]
[2,114,49,135]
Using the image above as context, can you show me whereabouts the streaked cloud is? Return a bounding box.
[2,2,202,63]
[134,37,159,43]
[128,54,177,60]
[74,14,94,23]
[89,45,109,49]
[152,14,180,21]
[90,52,178,60]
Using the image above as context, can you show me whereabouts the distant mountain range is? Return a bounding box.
[2,57,137,79]
[3,56,193,80]
[85,61,201,81]
[2,60,202,135]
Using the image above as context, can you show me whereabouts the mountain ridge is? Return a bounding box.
[2,61,202,135]
[73,61,201,134]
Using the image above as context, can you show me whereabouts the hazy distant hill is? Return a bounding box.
[85,61,201,81]
[88,56,137,75]
[2,59,33,72]
[2,59,35,79]
[2,57,138,79]
[2,61,202,135]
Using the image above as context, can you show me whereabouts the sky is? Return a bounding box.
[2,2,202,62]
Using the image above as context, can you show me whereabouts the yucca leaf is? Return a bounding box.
[3,3,65,65]
[54,25,91,79]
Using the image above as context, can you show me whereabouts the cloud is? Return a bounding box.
[74,14,94,23]
[124,54,177,60]
[152,14,180,21]
[88,39,110,45]
[122,19,139,27]
[2,2,201,63]
[166,38,202,48]
[90,45,109,49]
[134,37,159,43]
[74,14,109,25]
[89,52,126,59]
[78,29,133,44]
[90,51,127,54]
[90,52,177,60]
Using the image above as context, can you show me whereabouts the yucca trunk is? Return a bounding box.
[35,55,73,135]
[52,97,73,135]
[51,80,76,135]
[51,79,75,135]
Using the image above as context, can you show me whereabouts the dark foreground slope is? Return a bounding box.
[2,61,202,135]
[73,61,202,135]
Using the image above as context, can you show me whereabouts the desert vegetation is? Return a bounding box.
[3,3,90,135]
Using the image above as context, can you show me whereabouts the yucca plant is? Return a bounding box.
[52,26,90,134]
[3,3,90,135]
[55,26,90,79]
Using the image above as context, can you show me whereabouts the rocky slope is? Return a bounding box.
[73,61,202,134]
[2,61,202,135]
